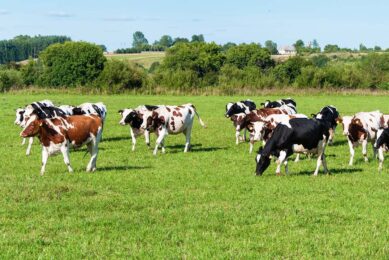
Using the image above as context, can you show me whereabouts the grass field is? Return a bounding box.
[1,94,389,258]
[105,52,165,69]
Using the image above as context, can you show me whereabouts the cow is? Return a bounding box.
[346,111,384,165]
[225,100,256,118]
[255,118,330,176]
[140,104,206,155]
[375,128,389,171]
[225,100,256,144]
[58,105,75,115]
[248,113,308,154]
[312,105,340,144]
[20,112,103,175]
[72,102,107,121]
[261,98,297,114]
[118,105,161,151]
[15,100,59,155]
[337,115,354,136]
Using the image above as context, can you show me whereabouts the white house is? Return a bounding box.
[278,46,296,55]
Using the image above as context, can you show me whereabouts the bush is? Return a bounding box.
[0,69,23,92]
[225,43,274,70]
[96,60,147,92]
[39,41,106,87]
[20,59,42,85]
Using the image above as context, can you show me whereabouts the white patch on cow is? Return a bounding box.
[47,141,64,155]
[256,154,261,163]
[226,103,233,112]
[316,114,323,119]
[45,119,64,135]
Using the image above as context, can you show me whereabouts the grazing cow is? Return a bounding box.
[20,113,103,175]
[248,113,308,153]
[118,105,161,151]
[312,105,340,144]
[375,128,389,171]
[140,104,206,155]
[225,100,256,144]
[346,111,384,165]
[255,118,330,176]
[73,102,107,121]
[261,98,297,114]
[225,100,256,118]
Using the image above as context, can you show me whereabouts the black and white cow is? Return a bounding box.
[255,118,330,176]
[261,98,297,114]
[73,102,107,122]
[225,100,256,118]
[140,104,206,155]
[118,105,160,151]
[375,128,389,171]
[312,105,339,144]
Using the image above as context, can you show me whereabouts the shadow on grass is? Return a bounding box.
[298,167,363,175]
[161,143,228,153]
[101,136,130,142]
[330,139,348,147]
[97,165,151,172]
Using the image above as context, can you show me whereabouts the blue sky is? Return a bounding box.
[0,0,388,51]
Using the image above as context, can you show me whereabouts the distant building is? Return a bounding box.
[278,46,296,55]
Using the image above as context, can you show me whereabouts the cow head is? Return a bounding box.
[20,114,41,137]
[14,108,25,126]
[225,102,249,118]
[348,117,366,142]
[255,147,271,176]
[339,116,352,136]
[118,109,142,128]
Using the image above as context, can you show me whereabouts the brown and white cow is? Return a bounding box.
[345,111,384,165]
[140,104,206,155]
[20,114,103,175]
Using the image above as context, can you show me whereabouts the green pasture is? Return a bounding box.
[1,94,389,258]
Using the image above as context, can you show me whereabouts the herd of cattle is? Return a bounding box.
[13,98,389,176]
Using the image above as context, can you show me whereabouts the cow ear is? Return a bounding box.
[336,117,343,124]
[118,109,124,114]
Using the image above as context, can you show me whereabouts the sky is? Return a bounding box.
[0,0,388,51]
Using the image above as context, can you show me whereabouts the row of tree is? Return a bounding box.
[0,35,71,64]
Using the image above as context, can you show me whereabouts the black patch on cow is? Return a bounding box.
[125,111,143,129]
[375,129,389,150]
[31,103,67,119]
[144,105,159,111]
[72,107,85,115]
[314,106,339,129]
[92,104,103,118]
[225,100,256,117]
[18,110,25,122]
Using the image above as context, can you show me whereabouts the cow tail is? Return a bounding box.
[192,105,206,128]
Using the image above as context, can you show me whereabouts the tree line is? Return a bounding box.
[0,35,71,64]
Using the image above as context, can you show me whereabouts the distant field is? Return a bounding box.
[2,94,389,258]
[105,52,165,69]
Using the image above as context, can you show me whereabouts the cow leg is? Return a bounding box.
[284,160,289,175]
[249,137,254,153]
[184,125,193,153]
[87,131,102,172]
[130,128,136,152]
[243,128,247,142]
[378,147,384,172]
[348,139,355,166]
[235,128,240,145]
[21,137,26,145]
[40,148,49,176]
[276,150,287,175]
[322,154,329,174]
[60,142,73,173]
[161,140,166,154]
[294,154,300,162]
[362,139,368,162]
[144,129,151,148]
[154,128,167,155]
[313,141,325,176]
[328,128,334,145]
[26,137,34,156]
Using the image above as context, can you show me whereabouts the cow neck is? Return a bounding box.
[38,119,65,146]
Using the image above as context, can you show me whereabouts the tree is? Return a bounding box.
[157,35,173,48]
[225,43,274,70]
[264,40,278,55]
[312,39,319,49]
[359,43,368,52]
[39,41,106,86]
[293,39,305,54]
[132,31,149,49]
[222,42,237,52]
[173,37,189,45]
[324,44,340,53]
[191,34,205,42]
[374,46,382,51]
